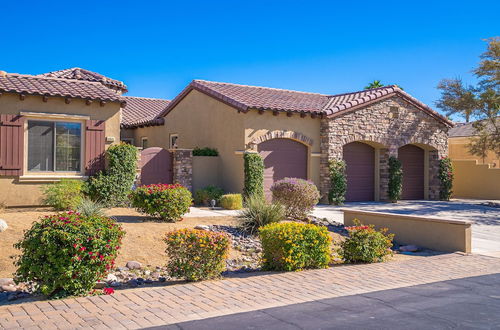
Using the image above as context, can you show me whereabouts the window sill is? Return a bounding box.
[18,175,87,183]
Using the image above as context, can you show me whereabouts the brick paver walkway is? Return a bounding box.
[1,254,500,329]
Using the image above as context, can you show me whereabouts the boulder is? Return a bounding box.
[94,282,106,289]
[126,261,142,270]
[0,219,7,232]
[0,278,14,287]
[1,285,18,293]
[399,245,419,252]
[194,225,210,231]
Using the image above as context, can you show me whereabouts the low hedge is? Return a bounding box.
[259,222,331,271]
[165,228,231,281]
[42,179,83,211]
[130,184,192,221]
[220,194,243,210]
[14,211,125,298]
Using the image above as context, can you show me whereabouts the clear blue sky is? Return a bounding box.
[1,0,498,113]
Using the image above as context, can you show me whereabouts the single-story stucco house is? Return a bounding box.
[122,80,453,202]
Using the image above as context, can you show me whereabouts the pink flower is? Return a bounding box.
[103,287,114,295]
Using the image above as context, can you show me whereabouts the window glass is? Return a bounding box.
[142,138,148,149]
[170,134,178,149]
[28,121,54,171]
[27,120,82,172]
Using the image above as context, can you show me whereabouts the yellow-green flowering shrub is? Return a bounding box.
[130,184,192,221]
[165,229,231,281]
[259,222,331,271]
[220,194,243,210]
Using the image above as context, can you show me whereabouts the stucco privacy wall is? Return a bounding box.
[0,93,121,206]
[449,136,499,167]
[452,160,500,200]
[320,96,449,200]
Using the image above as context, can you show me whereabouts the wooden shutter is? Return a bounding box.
[0,114,25,176]
[85,120,106,176]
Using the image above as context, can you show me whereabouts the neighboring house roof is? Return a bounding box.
[38,67,128,93]
[0,71,125,103]
[121,96,170,128]
[159,80,453,126]
[449,119,497,137]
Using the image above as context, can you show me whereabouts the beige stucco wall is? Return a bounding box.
[0,93,121,207]
[343,209,472,253]
[449,136,499,168]
[452,160,500,200]
[192,156,220,192]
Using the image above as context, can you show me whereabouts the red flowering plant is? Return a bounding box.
[14,211,125,298]
[165,229,231,281]
[130,184,192,222]
[338,219,394,263]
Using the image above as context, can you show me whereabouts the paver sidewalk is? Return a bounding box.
[1,254,500,329]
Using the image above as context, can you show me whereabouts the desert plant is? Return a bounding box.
[165,228,230,281]
[84,143,138,207]
[388,156,403,203]
[243,153,264,199]
[259,222,331,271]
[14,211,125,298]
[438,157,454,201]
[76,198,106,218]
[328,160,347,205]
[338,219,394,263]
[271,178,320,219]
[130,184,192,221]
[192,147,219,156]
[42,179,83,210]
[193,186,224,206]
[220,194,243,210]
[239,194,284,234]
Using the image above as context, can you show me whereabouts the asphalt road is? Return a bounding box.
[150,273,500,330]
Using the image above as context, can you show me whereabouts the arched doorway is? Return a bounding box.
[343,142,375,202]
[398,144,425,200]
[258,138,308,198]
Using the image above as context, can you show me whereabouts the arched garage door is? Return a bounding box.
[140,147,173,186]
[398,144,424,200]
[258,138,308,198]
[343,142,375,202]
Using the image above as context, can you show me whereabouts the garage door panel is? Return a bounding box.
[258,138,308,198]
[343,142,375,202]
[399,145,424,200]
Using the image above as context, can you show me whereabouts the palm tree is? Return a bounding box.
[364,80,384,90]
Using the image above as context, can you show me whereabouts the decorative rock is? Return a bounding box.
[126,261,142,270]
[194,225,210,231]
[0,219,7,232]
[106,274,118,283]
[399,245,419,252]
[110,281,122,288]
[128,279,139,287]
[117,267,129,272]
[1,285,17,293]
[144,279,153,284]
[94,282,106,289]
[0,292,8,302]
[144,270,151,276]
[159,277,167,282]
[0,278,15,287]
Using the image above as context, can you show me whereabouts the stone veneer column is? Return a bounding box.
[378,148,390,201]
[428,150,440,200]
[319,118,343,202]
[172,149,193,191]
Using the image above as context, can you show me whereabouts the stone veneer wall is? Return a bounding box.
[172,149,193,191]
[320,96,449,201]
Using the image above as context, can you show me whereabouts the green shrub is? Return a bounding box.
[130,184,192,221]
[271,178,320,219]
[328,160,347,205]
[439,157,454,201]
[388,156,403,203]
[76,198,106,218]
[14,211,125,298]
[220,194,243,210]
[85,143,138,207]
[165,228,230,281]
[43,179,83,210]
[239,194,284,234]
[243,153,264,199]
[259,222,332,271]
[192,147,219,156]
[339,219,394,263]
[193,186,224,206]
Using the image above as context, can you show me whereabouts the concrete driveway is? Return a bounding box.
[312,199,500,256]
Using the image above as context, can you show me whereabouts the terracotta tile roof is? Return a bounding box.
[0,71,125,103]
[121,96,170,128]
[38,68,128,92]
[160,80,453,126]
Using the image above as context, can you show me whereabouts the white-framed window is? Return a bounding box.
[27,120,83,172]
[141,137,148,149]
[169,134,179,149]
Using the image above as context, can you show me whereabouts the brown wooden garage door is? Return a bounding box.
[258,138,308,198]
[343,142,375,202]
[140,147,173,186]
[398,144,424,200]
